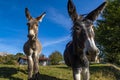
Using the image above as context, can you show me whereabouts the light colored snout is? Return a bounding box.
[28,29,35,40]
[85,38,99,55]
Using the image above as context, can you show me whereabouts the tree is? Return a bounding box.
[95,0,120,64]
[15,53,24,56]
[49,51,63,65]
[15,53,24,60]
[4,54,16,64]
[39,53,45,58]
[0,56,4,64]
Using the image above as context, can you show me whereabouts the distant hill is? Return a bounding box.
[0,52,9,56]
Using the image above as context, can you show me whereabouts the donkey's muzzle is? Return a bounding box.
[27,34,34,40]
[87,48,99,55]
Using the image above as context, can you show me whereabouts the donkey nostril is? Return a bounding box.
[96,48,100,54]
[27,35,30,37]
[27,34,33,38]
[86,51,89,55]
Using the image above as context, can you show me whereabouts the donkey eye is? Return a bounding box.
[36,24,38,26]
[27,23,30,26]
[75,27,80,30]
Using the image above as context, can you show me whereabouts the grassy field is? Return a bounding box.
[0,64,120,80]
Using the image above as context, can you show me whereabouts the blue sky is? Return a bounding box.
[0,0,105,57]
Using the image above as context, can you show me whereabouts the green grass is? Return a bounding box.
[0,64,120,80]
[90,64,120,80]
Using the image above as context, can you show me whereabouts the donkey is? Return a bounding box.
[64,0,107,80]
[23,8,46,80]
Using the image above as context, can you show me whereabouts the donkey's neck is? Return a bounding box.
[28,37,39,50]
[28,36,38,43]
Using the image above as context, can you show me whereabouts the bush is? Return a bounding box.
[49,51,63,65]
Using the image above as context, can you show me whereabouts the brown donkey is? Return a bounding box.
[23,8,45,80]
[64,0,107,80]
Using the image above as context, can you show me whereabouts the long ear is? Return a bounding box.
[85,2,107,21]
[36,12,46,22]
[25,8,32,20]
[68,0,78,22]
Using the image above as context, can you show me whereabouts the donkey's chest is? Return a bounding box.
[66,43,89,68]
[24,40,41,51]
[71,54,89,68]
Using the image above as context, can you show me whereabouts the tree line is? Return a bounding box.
[95,0,120,65]
[0,51,63,65]
[0,53,24,65]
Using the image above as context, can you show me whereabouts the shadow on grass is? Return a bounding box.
[18,67,28,75]
[55,66,71,70]
[0,67,22,80]
[90,65,120,80]
[18,67,64,80]
[39,74,65,80]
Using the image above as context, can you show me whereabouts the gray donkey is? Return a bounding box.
[23,8,45,80]
[64,0,107,80]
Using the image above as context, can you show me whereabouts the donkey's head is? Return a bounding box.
[25,8,46,40]
[68,0,106,55]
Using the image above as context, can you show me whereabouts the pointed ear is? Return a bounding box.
[85,2,107,21]
[36,12,46,22]
[25,8,32,20]
[68,0,78,22]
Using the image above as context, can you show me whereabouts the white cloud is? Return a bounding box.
[47,7,72,29]
[0,43,20,54]
[42,35,71,48]
[0,38,24,54]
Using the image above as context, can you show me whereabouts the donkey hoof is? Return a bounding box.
[32,72,40,80]
[28,78,33,80]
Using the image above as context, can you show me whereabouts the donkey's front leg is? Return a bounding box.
[32,52,40,80]
[73,68,81,80]
[33,52,40,74]
[27,55,33,80]
[81,67,90,80]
